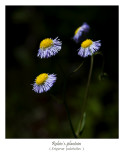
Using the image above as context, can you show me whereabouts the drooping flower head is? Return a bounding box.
[37,37,62,58]
[73,22,90,43]
[32,73,57,93]
[78,39,101,57]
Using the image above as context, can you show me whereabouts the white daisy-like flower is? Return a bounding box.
[78,39,101,57]
[32,73,57,93]
[73,22,90,43]
[37,37,62,58]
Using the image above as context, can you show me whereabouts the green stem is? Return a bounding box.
[53,56,77,138]
[73,61,84,73]
[77,55,94,136]
[63,77,77,138]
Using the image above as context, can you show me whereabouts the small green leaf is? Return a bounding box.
[77,112,86,136]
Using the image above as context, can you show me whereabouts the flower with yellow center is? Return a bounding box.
[33,73,57,93]
[73,22,90,43]
[37,37,62,59]
[78,39,101,57]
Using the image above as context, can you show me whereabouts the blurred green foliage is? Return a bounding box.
[6,6,118,138]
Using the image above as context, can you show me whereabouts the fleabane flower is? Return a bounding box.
[32,73,57,93]
[73,22,90,43]
[37,37,62,58]
[78,39,101,57]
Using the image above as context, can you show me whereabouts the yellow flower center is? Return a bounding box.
[81,39,93,48]
[75,27,81,35]
[36,73,48,85]
[40,38,53,48]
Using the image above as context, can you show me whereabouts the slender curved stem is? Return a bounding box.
[77,55,94,136]
[73,61,84,73]
[63,77,77,138]
[52,56,77,138]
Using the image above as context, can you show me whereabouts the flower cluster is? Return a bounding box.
[73,22,101,57]
[32,37,62,93]
[32,22,101,93]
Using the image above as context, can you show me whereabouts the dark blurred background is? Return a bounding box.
[6,6,118,138]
